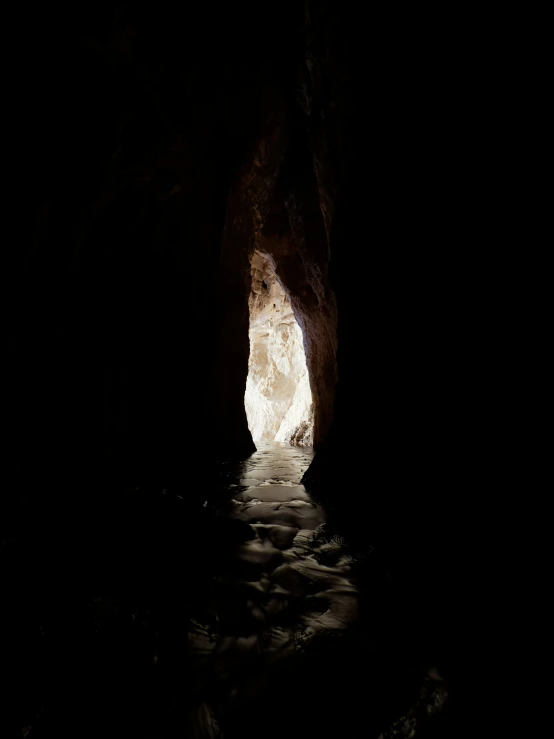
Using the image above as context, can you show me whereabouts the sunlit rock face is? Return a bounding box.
[245,250,314,445]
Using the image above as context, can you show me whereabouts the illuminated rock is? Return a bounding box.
[245,250,314,445]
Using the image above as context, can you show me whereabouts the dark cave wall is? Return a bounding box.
[257,137,338,449]
[3,8,505,733]
[215,110,339,453]
[213,86,290,457]
[6,0,491,508]
[293,2,504,697]
[6,2,306,504]
[298,1,475,497]
[7,1,365,505]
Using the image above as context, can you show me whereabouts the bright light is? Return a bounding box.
[245,251,313,445]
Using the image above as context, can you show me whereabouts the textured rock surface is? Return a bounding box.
[5,3,497,735]
[256,143,339,450]
[213,84,339,454]
[212,85,290,457]
[245,250,314,445]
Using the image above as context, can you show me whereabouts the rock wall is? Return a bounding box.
[245,250,314,445]
[6,4,308,496]
[259,131,339,449]
[213,85,338,454]
[6,1,487,514]
[212,86,289,458]
[5,4,503,733]
[293,3,503,716]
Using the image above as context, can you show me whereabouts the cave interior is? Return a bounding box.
[2,3,501,738]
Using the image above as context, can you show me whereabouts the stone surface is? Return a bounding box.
[245,250,314,445]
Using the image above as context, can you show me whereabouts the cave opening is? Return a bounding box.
[244,250,314,446]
